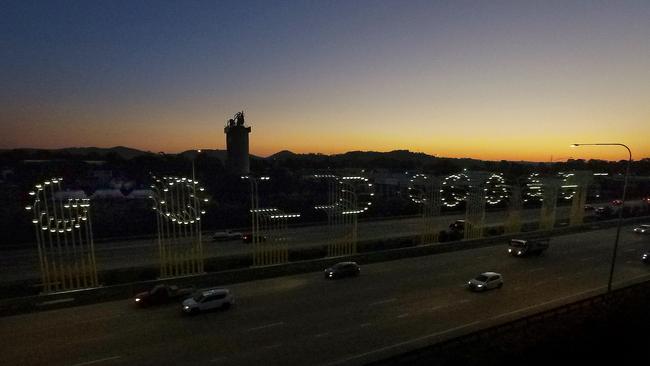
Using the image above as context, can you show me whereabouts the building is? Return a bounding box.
[224,111,251,175]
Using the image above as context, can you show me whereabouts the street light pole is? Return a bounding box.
[571,143,632,293]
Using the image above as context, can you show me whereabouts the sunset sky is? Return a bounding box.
[1,1,649,161]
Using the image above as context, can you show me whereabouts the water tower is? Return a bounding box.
[224,111,251,175]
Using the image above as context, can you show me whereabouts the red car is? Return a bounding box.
[611,199,623,206]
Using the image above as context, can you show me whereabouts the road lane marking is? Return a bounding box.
[321,321,482,366]
[527,267,544,273]
[369,298,396,306]
[38,298,75,306]
[263,343,282,350]
[360,323,372,328]
[533,281,546,287]
[514,287,522,291]
[429,305,446,311]
[458,299,470,304]
[396,313,409,319]
[624,248,636,253]
[69,356,121,366]
[245,322,284,332]
[580,256,595,262]
[210,356,228,363]
[490,287,606,321]
[314,332,330,338]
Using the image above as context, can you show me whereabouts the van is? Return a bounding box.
[508,238,549,257]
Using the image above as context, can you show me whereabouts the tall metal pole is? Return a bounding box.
[571,143,632,293]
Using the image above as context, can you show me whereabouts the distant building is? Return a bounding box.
[224,111,251,175]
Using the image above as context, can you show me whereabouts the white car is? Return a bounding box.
[633,225,650,234]
[182,288,234,314]
[467,272,503,292]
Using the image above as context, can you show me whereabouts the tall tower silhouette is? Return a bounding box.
[224,111,251,175]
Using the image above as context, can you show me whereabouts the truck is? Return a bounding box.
[508,238,549,257]
[134,284,195,307]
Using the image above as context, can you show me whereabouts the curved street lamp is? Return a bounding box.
[570,143,632,293]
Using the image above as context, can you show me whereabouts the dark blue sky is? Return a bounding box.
[2,1,649,160]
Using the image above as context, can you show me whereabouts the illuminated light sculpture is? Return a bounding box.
[27,178,98,293]
[150,175,208,278]
[250,208,300,266]
[484,173,508,205]
[464,182,486,240]
[313,175,374,257]
[504,181,523,234]
[523,173,544,203]
[539,178,560,231]
[440,173,470,208]
[566,171,592,226]
[407,174,441,245]
[242,176,299,266]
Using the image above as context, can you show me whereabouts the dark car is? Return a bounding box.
[324,262,360,279]
[642,252,649,264]
[449,219,465,232]
[134,284,194,307]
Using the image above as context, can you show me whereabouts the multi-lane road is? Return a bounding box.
[1,225,648,366]
[1,205,583,282]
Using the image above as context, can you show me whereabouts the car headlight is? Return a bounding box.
[328,273,333,277]
[183,305,190,310]
[508,249,512,253]
[517,251,523,255]
[477,285,483,288]
[135,298,141,302]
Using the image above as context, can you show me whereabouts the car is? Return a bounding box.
[584,204,595,211]
[467,272,503,292]
[642,253,649,264]
[633,225,650,234]
[595,206,614,219]
[449,219,465,232]
[212,230,242,241]
[324,262,360,279]
[611,199,623,206]
[182,288,234,314]
[134,284,194,307]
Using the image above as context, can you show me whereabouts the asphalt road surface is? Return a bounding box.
[1,225,649,366]
[1,205,585,282]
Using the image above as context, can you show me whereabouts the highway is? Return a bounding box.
[0,205,583,282]
[1,225,648,366]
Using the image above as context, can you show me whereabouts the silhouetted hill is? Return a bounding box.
[2,146,154,160]
[264,149,487,171]
[268,150,299,160]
